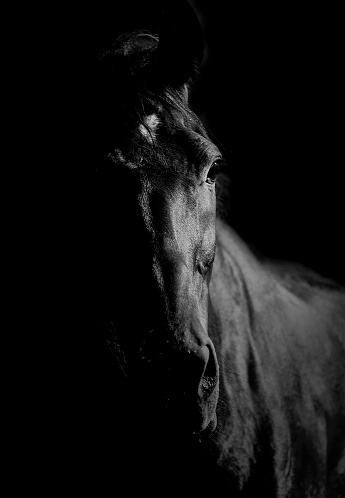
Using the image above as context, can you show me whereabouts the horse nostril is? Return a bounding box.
[199,344,218,397]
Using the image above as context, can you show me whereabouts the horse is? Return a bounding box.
[94,1,345,496]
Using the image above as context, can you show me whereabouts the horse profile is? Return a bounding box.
[95,2,345,496]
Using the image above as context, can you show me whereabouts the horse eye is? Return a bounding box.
[206,160,223,185]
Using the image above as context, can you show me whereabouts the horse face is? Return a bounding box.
[96,3,219,434]
[101,103,220,434]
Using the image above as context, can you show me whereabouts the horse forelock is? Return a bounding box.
[98,30,199,126]
[97,30,231,217]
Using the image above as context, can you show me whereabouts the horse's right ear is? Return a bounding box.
[157,0,204,87]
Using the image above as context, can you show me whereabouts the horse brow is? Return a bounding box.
[186,132,221,167]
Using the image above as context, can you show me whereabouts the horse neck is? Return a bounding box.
[213,217,270,298]
[211,216,270,388]
[209,219,279,483]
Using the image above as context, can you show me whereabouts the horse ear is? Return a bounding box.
[158,0,204,86]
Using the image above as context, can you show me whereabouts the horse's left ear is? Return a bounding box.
[158,0,204,86]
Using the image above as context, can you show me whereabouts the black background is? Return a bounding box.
[89,0,344,284]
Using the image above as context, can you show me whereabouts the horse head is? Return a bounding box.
[96,1,221,435]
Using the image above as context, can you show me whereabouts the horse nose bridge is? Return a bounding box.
[161,235,189,269]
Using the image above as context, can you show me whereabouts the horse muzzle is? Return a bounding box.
[127,320,220,434]
[159,334,219,434]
